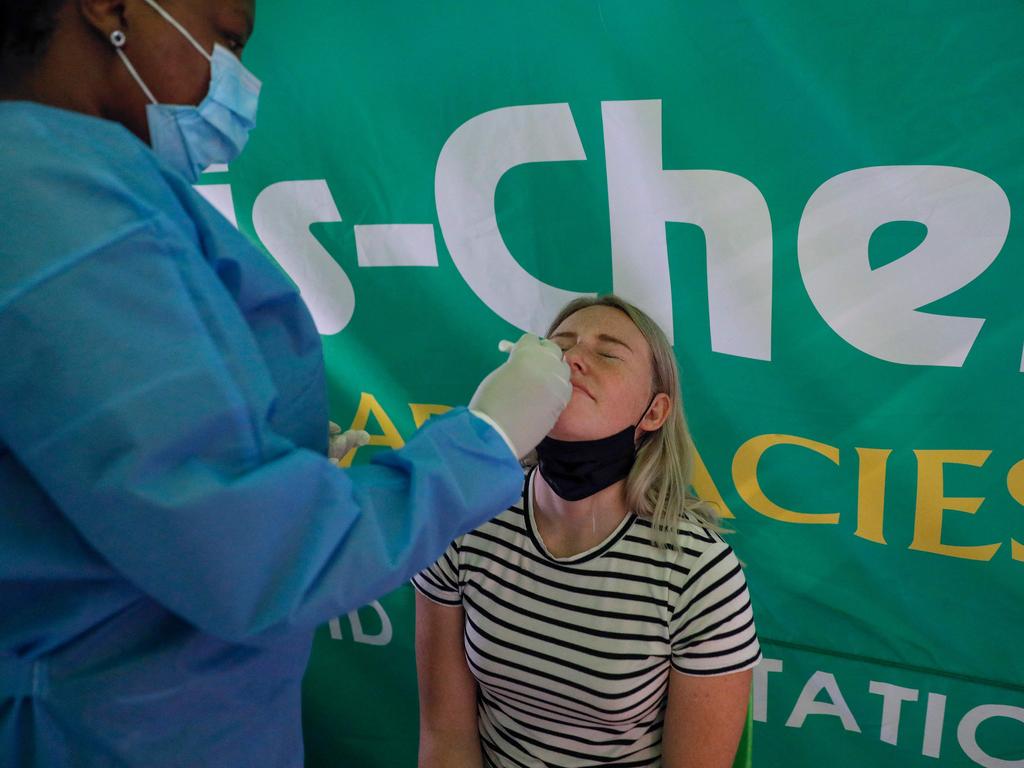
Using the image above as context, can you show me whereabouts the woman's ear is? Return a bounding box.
[640,392,671,432]
[78,0,129,40]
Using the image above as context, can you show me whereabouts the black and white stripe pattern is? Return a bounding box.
[414,470,760,767]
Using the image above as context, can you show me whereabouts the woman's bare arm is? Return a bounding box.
[662,667,752,768]
[415,592,484,768]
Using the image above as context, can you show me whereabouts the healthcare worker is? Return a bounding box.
[0,0,571,765]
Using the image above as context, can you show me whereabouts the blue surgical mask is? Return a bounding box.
[534,393,658,501]
[112,0,261,182]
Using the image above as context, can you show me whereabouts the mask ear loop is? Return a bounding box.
[110,30,158,105]
[638,392,658,425]
[140,0,213,62]
[634,392,661,449]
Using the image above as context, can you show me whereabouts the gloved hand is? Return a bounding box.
[469,333,572,459]
[328,421,370,466]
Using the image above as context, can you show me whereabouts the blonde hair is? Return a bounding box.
[537,294,720,544]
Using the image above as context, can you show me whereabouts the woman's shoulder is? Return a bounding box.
[0,103,191,258]
[459,502,529,549]
[0,102,164,194]
[629,514,732,568]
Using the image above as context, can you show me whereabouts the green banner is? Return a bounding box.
[196,1,1024,765]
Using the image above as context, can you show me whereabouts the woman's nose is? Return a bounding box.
[563,344,587,370]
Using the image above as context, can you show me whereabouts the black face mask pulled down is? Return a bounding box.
[535,424,637,502]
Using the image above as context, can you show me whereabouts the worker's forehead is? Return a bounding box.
[216,1,255,34]
[224,0,256,36]
[174,0,255,35]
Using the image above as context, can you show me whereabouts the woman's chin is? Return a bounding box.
[549,400,595,439]
[548,419,603,442]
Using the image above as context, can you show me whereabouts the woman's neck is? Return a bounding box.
[0,18,111,117]
[531,470,631,558]
[0,56,104,115]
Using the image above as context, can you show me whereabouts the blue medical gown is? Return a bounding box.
[0,102,522,766]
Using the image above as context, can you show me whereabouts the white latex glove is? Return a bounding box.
[328,421,370,466]
[469,333,571,459]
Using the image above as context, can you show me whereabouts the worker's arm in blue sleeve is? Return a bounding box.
[0,216,522,641]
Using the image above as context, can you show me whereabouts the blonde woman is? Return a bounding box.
[414,295,760,767]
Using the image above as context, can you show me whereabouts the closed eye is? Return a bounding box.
[222,32,245,53]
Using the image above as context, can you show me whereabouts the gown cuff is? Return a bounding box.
[468,409,517,460]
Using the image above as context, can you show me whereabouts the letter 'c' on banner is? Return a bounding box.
[435,103,591,335]
[733,434,841,523]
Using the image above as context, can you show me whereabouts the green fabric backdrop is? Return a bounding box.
[196,2,1024,765]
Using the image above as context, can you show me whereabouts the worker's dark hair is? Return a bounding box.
[0,0,68,67]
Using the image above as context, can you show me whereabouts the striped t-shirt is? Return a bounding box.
[413,469,761,767]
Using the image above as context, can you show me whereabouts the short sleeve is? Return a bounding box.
[412,539,463,606]
[669,540,762,675]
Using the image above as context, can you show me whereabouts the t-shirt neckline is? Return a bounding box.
[524,467,637,564]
